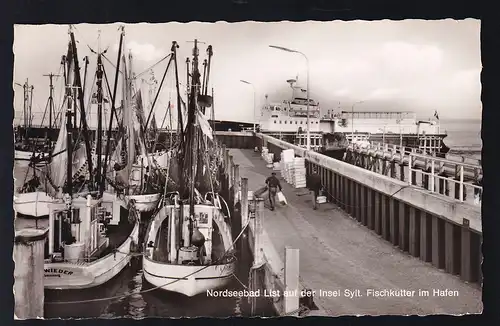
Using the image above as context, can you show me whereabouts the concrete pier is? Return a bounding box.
[14,228,48,319]
[212,129,483,316]
[227,147,481,315]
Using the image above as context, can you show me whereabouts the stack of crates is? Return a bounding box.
[261,147,274,167]
[280,149,295,184]
[292,157,306,188]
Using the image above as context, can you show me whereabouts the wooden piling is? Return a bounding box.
[284,247,300,316]
[228,155,234,191]
[420,213,432,262]
[389,198,398,245]
[445,222,460,275]
[14,228,48,319]
[253,198,265,266]
[360,185,367,226]
[374,192,381,234]
[408,206,420,257]
[233,164,240,206]
[367,189,374,230]
[460,219,474,282]
[398,202,409,252]
[241,178,249,228]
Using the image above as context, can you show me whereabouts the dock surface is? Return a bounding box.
[230,148,482,316]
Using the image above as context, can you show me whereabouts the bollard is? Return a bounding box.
[14,228,48,319]
[284,247,300,316]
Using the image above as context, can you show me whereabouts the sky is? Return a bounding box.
[13,19,481,127]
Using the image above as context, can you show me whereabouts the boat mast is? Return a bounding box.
[22,80,27,142]
[69,27,94,188]
[96,30,104,193]
[28,84,34,130]
[187,39,202,244]
[100,26,124,197]
[43,73,59,130]
[203,45,213,97]
[171,42,183,145]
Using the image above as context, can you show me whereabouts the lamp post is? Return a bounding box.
[269,45,311,151]
[351,100,365,142]
[240,80,256,132]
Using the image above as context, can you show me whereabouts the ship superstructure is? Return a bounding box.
[258,79,449,156]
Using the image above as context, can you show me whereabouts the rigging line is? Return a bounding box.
[102,54,124,75]
[134,53,173,80]
[72,25,97,55]
[101,63,122,128]
[144,56,173,130]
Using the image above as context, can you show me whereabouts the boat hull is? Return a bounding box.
[128,193,161,212]
[15,150,48,161]
[14,191,52,217]
[143,257,237,297]
[44,222,139,290]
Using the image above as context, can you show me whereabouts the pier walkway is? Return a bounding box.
[230,148,482,316]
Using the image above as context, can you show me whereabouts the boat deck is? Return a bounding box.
[230,148,482,316]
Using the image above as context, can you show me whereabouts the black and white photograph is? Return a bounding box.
[12,19,482,319]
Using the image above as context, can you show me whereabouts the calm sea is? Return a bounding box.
[439,119,482,159]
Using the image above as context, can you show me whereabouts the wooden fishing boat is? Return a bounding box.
[143,194,236,297]
[143,40,237,297]
[14,191,52,217]
[43,26,138,290]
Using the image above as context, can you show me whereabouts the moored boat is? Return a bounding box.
[14,191,52,217]
[142,39,237,297]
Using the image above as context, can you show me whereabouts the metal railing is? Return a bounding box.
[347,142,482,206]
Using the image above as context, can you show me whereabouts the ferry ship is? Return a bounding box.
[258,79,449,159]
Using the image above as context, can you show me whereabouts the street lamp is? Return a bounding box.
[269,45,311,151]
[351,100,365,142]
[240,80,256,133]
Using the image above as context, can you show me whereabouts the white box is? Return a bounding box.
[317,196,327,204]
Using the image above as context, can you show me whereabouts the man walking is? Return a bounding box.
[309,167,323,210]
[265,172,282,211]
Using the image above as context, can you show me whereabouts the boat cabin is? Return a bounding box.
[46,195,113,263]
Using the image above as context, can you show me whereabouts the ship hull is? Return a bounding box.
[14,191,53,217]
[44,221,139,290]
[128,193,161,212]
[143,258,236,297]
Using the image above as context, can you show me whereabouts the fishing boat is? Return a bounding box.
[143,40,237,297]
[43,26,139,290]
[14,191,52,217]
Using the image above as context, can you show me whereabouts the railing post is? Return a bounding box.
[430,159,435,192]
[408,155,413,186]
[459,165,464,202]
